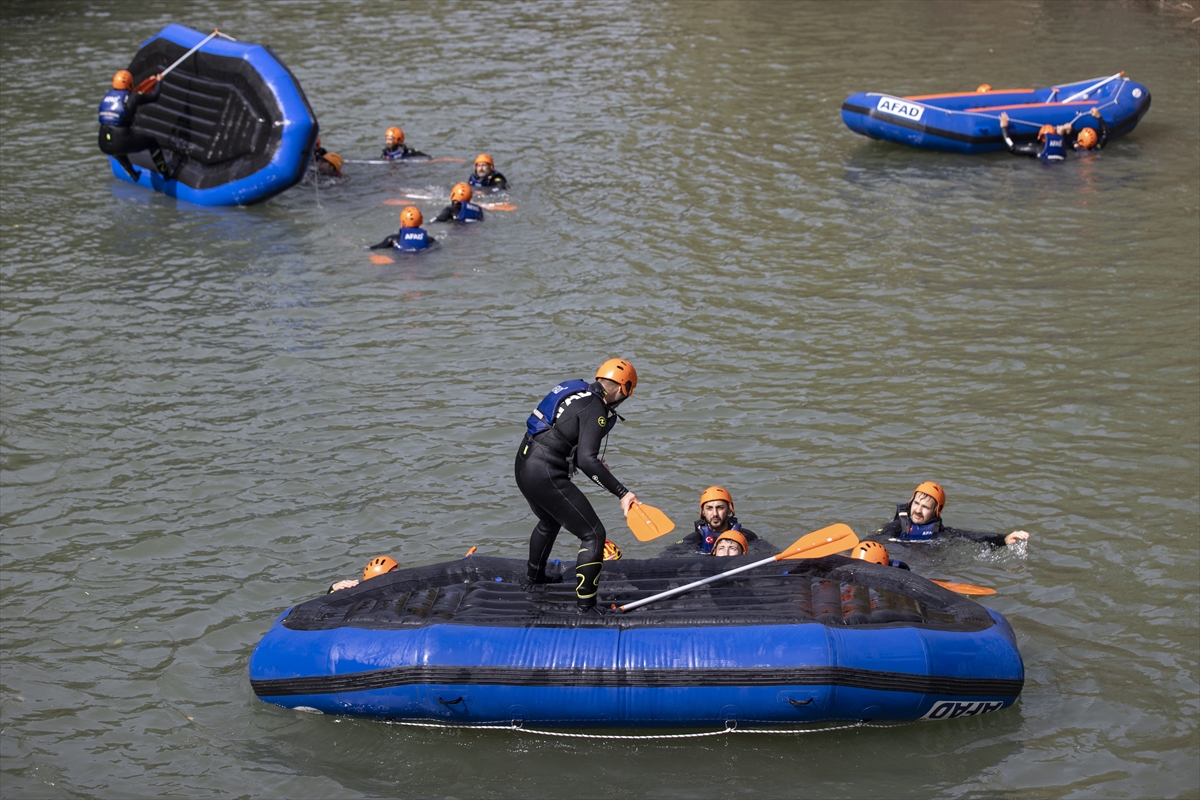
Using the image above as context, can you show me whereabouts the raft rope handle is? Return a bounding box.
[379,718,917,740]
[436,696,465,706]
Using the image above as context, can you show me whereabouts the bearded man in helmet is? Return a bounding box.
[467,153,508,192]
[434,183,484,223]
[380,126,429,161]
[660,486,763,557]
[515,359,640,614]
[873,481,1031,548]
[97,69,171,180]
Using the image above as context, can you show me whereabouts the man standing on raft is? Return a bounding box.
[98,70,170,180]
[516,359,640,615]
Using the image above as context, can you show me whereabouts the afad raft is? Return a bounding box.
[249,555,1024,728]
[112,24,317,205]
[842,73,1150,154]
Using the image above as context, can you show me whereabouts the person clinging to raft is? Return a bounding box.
[712,530,748,557]
[669,486,761,555]
[98,70,171,180]
[1072,108,1108,151]
[515,359,641,615]
[370,206,435,252]
[872,481,1031,547]
[380,126,429,161]
[329,556,399,592]
[467,153,508,192]
[434,183,485,223]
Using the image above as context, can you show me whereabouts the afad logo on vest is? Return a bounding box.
[920,700,1006,721]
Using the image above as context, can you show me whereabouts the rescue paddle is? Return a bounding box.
[626,503,675,541]
[617,523,859,612]
[931,580,996,596]
[1061,71,1123,104]
[135,28,220,93]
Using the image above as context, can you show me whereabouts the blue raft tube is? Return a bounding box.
[248,554,1024,729]
[841,72,1150,154]
[108,24,318,206]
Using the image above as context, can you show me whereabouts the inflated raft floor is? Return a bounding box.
[250,555,1025,728]
[115,24,317,205]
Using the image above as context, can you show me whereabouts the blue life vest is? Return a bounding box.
[456,201,484,222]
[526,380,594,437]
[891,503,940,541]
[698,520,742,554]
[469,172,506,188]
[395,227,431,251]
[98,89,130,126]
[381,146,407,160]
[1040,133,1066,162]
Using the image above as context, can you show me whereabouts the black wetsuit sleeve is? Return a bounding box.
[493,172,509,189]
[369,235,398,249]
[126,81,161,115]
[942,527,1008,547]
[1096,117,1109,149]
[873,519,903,539]
[434,205,454,223]
[572,398,628,498]
[1001,126,1040,157]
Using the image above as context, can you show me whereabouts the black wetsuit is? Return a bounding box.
[872,502,1009,547]
[469,171,508,191]
[381,144,429,161]
[98,82,168,179]
[515,382,627,609]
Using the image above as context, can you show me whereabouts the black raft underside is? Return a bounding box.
[282,555,997,633]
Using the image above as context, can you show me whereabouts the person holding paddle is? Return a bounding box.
[97,70,170,180]
[515,359,640,615]
[873,481,1031,548]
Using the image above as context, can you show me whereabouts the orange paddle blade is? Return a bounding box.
[383,198,406,205]
[932,580,996,596]
[626,503,675,541]
[480,202,517,211]
[369,254,394,264]
[778,524,858,560]
[135,74,159,94]
[464,546,477,557]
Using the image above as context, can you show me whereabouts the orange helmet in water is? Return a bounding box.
[851,541,889,565]
[595,358,637,397]
[400,206,423,228]
[385,126,404,145]
[699,486,734,514]
[474,153,494,168]
[1076,127,1098,149]
[362,556,399,580]
[112,70,133,90]
[450,183,473,203]
[714,530,748,556]
[912,481,946,515]
[975,84,992,93]
[1037,124,1056,141]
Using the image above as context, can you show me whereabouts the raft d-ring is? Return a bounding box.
[788,697,815,707]
[438,696,465,706]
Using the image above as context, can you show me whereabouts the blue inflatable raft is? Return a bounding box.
[841,73,1150,154]
[249,555,1024,728]
[110,24,317,205]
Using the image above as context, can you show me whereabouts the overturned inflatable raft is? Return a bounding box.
[842,73,1150,154]
[249,555,1024,728]
[113,24,317,205]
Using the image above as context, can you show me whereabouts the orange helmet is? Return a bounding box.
[450,183,473,203]
[362,556,399,580]
[603,539,622,561]
[912,481,946,515]
[385,126,404,145]
[699,486,734,514]
[400,206,423,228]
[595,358,637,397]
[474,153,494,168]
[1037,124,1056,141]
[714,530,748,555]
[975,84,992,93]
[322,153,344,172]
[1077,127,1098,149]
[112,70,133,90]
[851,541,889,565]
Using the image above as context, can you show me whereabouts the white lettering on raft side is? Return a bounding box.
[920,700,1006,721]
[875,96,926,122]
